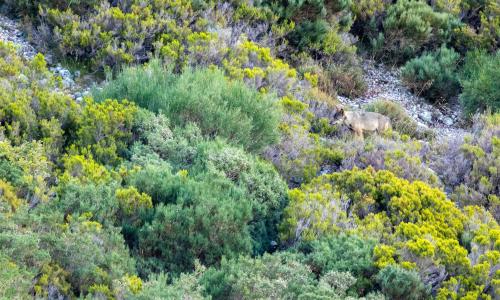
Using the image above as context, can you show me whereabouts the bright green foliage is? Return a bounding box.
[59,152,113,185]
[0,0,498,298]
[460,50,500,115]
[43,0,190,69]
[0,41,80,154]
[0,140,54,204]
[332,135,440,186]
[33,263,73,299]
[0,179,21,214]
[350,0,386,21]
[376,265,430,300]
[281,167,458,242]
[401,46,460,101]
[75,98,139,165]
[94,62,281,152]
[281,167,500,298]
[115,186,152,216]
[223,40,301,96]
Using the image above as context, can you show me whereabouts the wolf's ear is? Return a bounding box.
[335,105,344,115]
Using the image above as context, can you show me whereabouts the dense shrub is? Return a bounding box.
[74,98,139,165]
[401,46,460,101]
[280,167,500,298]
[305,234,377,293]
[332,136,440,186]
[0,42,80,153]
[0,206,136,297]
[427,113,500,220]
[2,0,100,15]
[201,252,384,299]
[0,0,499,299]
[382,0,459,62]
[122,112,288,274]
[451,0,499,52]
[262,0,353,51]
[94,61,281,152]
[320,61,367,98]
[459,50,500,115]
[376,265,430,300]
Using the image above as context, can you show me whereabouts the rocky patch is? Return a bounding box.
[0,15,90,101]
[338,60,468,138]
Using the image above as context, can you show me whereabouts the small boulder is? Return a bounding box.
[419,111,432,123]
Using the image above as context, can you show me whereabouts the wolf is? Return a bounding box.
[334,106,392,138]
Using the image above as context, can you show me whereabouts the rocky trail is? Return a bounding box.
[338,60,469,138]
[1,14,469,138]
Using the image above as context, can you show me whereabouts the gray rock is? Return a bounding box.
[419,111,433,123]
[59,69,72,80]
[443,117,454,126]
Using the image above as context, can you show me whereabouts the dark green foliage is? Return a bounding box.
[460,50,500,115]
[2,0,99,15]
[0,207,136,296]
[376,265,430,300]
[94,61,281,152]
[382,0,459,63]
[288,20,329,51]
[124,114,288,274]
[305,234,377,293]
[264,0,352,38]
[401,46,460,101]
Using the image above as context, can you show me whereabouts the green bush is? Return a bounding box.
[201,252,376,299]
[2,0,100,15]
[401,45,460,101]
[459,50,500,115]
[383,0,459,62]
[305,234,377,293]
[376,265,430,300]
[94,61,281,152]
[123,113,288,275]
[320,61,367,98]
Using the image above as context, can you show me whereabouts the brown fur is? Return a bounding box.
[334,106,392,139]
